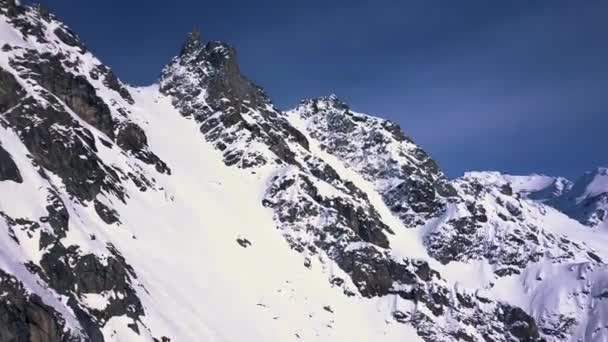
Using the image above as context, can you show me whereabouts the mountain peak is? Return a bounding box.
[2,4,607,342]
[296,94,350,115]
[179,29,202,56]
[172,30,238,74]
[202,40,237,68]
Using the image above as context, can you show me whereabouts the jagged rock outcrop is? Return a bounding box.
[160,31,308,168]
[0,2,168,340]
[287,97,598,274]
[288,96,456,227]
[287,95,608,341]
[0,269,76,342]
[0,142,22,182]
[158,33,545,342]
[0,1,605,342]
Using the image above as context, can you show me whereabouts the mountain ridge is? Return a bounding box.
[0,1,607,341]
[464,170,608,229]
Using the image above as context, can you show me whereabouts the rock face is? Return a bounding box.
[159,33,545,342]
[0,3,167,341]
[287,99,595,275]
[0,269,71,342]
[0,2,605,342]
[11,50,116,139]
[426,174,594,273]
[160,31,308,169]
[0,143,22,182]
[287,98,608,341]
[287,96,456,227]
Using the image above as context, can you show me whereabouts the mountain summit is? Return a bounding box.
[0,2,607,342]
[180,29,202,56]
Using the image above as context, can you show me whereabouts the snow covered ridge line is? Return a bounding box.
[286,96,608,341]
[0,2,172,341]
[464,169,608,229]
[0,0,607,341]
[287,96,457,229]
[159,27,549,342]
[285,97,601,270]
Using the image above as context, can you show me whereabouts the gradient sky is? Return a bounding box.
[38,0,607,179]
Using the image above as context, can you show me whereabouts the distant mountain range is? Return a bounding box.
[468,169,608,229]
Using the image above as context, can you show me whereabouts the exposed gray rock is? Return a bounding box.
[93,199,120,225]
[160,32,308,169]
[0,65,25,111]
[0,143,22,183]
[0,268,77,342]
[11,50,116,139]
[288,96,456,228]
[116,122,170,174]
[89,64,133,104]
[426,175,597,279]
[3,96,124,202]
[37,241,144,340]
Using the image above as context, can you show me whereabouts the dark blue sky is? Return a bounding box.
[39,0,607,179]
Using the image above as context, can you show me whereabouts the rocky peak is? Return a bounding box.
[179,29,202,56]
[161,33,262,108]
[204,40,238,69]
[295,94,351,119]
[160,33,310,168]
[172,30,239,74]
[287,97,455,227]
[308,94,349,110]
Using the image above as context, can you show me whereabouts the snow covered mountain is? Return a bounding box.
[0,1,607,341]
[467,172,573,203]
[550,168,608,229]
[465,170,608,230]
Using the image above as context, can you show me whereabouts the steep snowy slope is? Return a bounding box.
[0,2,173,340]
[0,3,425,341]
[0,1,606,341]
[156,31,546,342]
[108,85,426,342]
[287,97,608,342]
[0,2,544,341]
